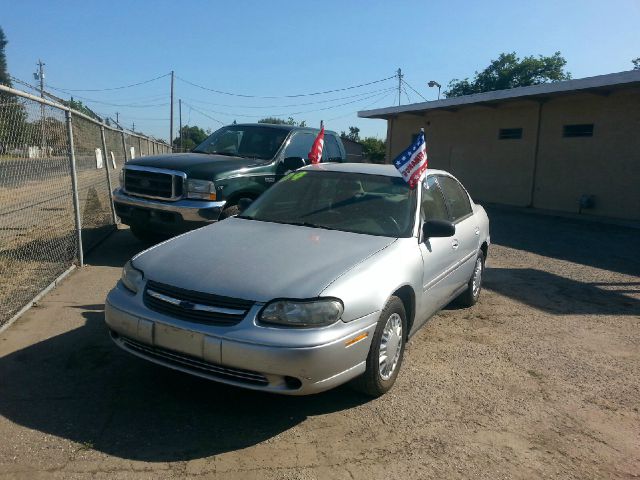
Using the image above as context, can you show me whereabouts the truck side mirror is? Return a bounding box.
[283,156,306,171]
[422,220,455,239]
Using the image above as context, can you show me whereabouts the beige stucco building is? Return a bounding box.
[359,70,640,222]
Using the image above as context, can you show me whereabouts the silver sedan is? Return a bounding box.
[105,163,490,396]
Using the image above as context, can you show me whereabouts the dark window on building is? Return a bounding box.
[498,128,523,140]
[563,124,594,138]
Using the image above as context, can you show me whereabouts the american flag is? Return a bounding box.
[393,130,428,189]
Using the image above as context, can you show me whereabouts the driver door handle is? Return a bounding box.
[451,239,459,250]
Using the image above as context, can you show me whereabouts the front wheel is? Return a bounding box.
[351,296,407,397]
[219,204,240,220]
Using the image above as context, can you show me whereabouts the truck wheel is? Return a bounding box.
[129,225,166,244]
[219,204,240,220]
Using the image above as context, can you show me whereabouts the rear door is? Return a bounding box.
[436,175,478,294]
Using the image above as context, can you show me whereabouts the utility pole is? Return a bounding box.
[179,99,183,152]
[34,60,45,151]
[132,121,135,132]
[397,68,403,107]
[170,70,174,151]
[115,112,119,125]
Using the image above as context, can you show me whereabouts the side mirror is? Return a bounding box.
[422,220,455,239]
[238,197,254,212]
[283,156,306,171]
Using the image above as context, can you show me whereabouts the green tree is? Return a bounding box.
[173,125,208,151]
[64,97,102,122]
[361,137,386,164]
[0,26,29,152]
[340,126,361,142]
[445,52,571,98]
[632,58,640,70]
[258,116,306,127]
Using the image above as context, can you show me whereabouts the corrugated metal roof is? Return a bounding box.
[358,70,640,119]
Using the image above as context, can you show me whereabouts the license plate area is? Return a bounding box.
[154,322,204,358]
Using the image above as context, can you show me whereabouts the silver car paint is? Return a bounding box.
[105,163,490,394]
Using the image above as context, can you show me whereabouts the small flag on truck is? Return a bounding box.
[308,121,325,164]
[393,129,428,189]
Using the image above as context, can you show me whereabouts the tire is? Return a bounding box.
[219,204,240,220]
[457,251,485,307]
[129,225,166,244]
[352,296,407,397]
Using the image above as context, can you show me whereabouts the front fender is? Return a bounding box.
[319,238,423,322]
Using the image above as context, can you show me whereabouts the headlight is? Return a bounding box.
[259,298,343,328]
[121,260,144,293]
[187,179,216,200]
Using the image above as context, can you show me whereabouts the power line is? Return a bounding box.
[48,72,171,92]
[182,102,225,125]
[175,74,396,99]
[401,79,428,102]
[186,88,396,119]
[180,87,394,109]
[325,90,396,121]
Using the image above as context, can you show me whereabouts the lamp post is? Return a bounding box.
[428,80,441,100]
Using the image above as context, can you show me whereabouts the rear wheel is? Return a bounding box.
[457,251,485,307]
[352,296,406,397]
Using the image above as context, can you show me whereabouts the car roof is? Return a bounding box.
[301,162,450,178]
[233,123,339,136]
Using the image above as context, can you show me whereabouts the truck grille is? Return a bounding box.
[116,334,269,386]
[124,166,184,200]
[144,280,254,326]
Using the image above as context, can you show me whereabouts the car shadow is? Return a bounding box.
[483,267,640,315]
[0,305,370,462]
[486,207,640,277]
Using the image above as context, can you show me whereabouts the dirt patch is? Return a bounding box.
[0,210,638,479]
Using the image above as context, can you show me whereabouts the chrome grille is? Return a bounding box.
[117,335,269,386]
[124,166,184,200]
[144,280,253,326]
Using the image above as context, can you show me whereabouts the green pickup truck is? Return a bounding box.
[114,123,347,241]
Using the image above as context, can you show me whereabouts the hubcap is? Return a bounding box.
[472,257,483,297]
[378,313,403,381]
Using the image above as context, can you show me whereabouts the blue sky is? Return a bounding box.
[2,0,638,141]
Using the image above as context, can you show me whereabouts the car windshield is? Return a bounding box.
[240,170,417,237]
[192,125,289,160]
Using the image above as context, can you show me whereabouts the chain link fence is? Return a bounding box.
[0,84,172,327]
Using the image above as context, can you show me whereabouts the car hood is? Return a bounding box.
[133,217,396,302]
[126,153,266,179]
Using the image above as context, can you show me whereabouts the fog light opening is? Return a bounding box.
[284,376,302,390]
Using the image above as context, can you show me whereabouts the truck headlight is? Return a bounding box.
[259,298,343,328]
[121,260,144,293]
[187,179,216,200]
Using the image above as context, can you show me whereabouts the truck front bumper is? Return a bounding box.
[113,188,226,231]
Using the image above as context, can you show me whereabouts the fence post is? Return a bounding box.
[101,126,118,225]
[65,110,84,267]
[137,136,142,157]
[147,137,151,156]
[121,130,128,163]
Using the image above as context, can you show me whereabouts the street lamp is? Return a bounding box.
[428,80,441,100]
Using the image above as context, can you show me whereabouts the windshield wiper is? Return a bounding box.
[283,221,337,231]
[235,215,254,220]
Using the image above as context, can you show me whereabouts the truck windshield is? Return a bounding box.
[240,170,417,238]
[192,125,289,160]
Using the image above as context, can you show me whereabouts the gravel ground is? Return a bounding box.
[0,208,638,479]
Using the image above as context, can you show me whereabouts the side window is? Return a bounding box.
[282,133,316,160]
[437,176,472,222]
[323,135,342,162]
[421,176,449,222]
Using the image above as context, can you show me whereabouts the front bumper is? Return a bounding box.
[113,188,226,230]
[105,284,379,395]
